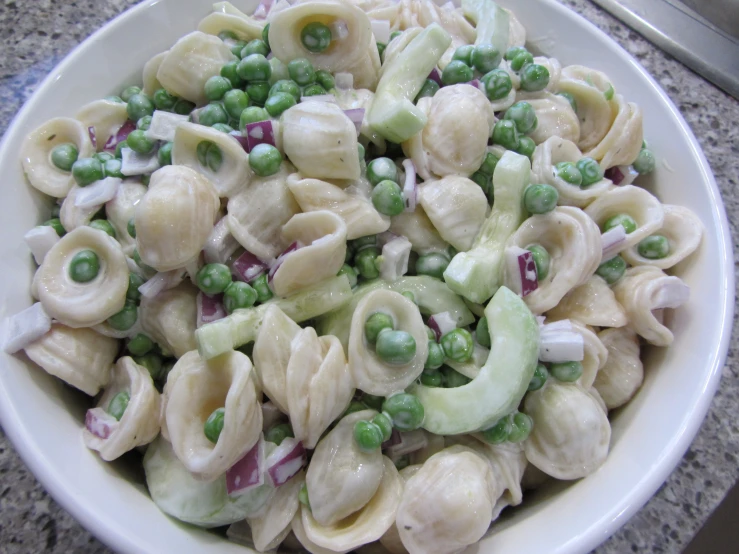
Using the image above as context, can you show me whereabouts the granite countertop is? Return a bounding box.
[0,0,737,552]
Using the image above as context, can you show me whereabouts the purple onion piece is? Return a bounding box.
[198,292,226,326]
[245,120,276,151]
[605,166,625,185]
[344,108,365,136]
[268,241,302,283]
[231,250,269,283]
[427,67,442,85]
[229,131,251,153]
[104,120,136,151]
[88,126,97,150]
[265,439,306,487]
[85,408,118,439]
[517,250,539,297]
[226,438,265,496]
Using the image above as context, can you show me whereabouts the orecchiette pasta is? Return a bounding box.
[60,185,104,231]
[621,204,703,269]
[83,356,161,461]
[388,207,448,255]
[397,0,475,45]
[569,320,609,389]
[135,165,220,272]
[198,10,263,42]
[593,327,643,409]
[523,381,611,480]
[105,181,147,256]
[247,471,305,553]
[506,206,602,314]
[75,99,129,152]
[163,350,262,482]
[20,117,95,198]
[349,290,428,396]
[35,226,129,328]
[546,275,628,328]
[24,324,118,396]
[524,92,580,145]
[141,51,168,97]
[585,94,643,169]
[139,281,198,358]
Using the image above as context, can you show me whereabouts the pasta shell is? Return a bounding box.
[198,12,264,42]
[396,446,494,554]
[139,281,198,358]
[621,204,703,270]
[546,275,628,328]
[348,290,428,396]
[60,185,103,231]
[306,410,385,526]
[247,471,305,553]
[400,96,433,180]
[585,94,643,169]
[506,206,602,314]
[593,327,643,409]
[83,356,160,461]
[397,1,475,45]
[135,165,220,272]
[334,87,386,150]
[163,350,262,482]
[172,122,251,198]
[524,92,580,145]
[418,175,488,251]
[105,181,147,256]
[75,99,129,153]
[20,117,95,198]
[570,320,609,389]
[35,226,129,328]
[292,512,350,554]
[523,381,611,480]
[156,31,237,105]
[271,211,348,297]
[389,207,447,255]
[142,51,168,97]
[24,323,117,396]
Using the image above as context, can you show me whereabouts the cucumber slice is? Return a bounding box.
[462,0,510,51]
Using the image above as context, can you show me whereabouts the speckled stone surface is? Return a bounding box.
[0,0,737,553]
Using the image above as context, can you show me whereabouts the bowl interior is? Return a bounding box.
[0,1,732,553]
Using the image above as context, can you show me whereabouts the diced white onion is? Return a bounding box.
[371,19,391,44]
[265,437,306,487]
[539,331,584,362]
[330,20,349,40]
[335,72,354,90]
[73,177,122,209]
[652,278,690,309]
[601,224,627,261]
[146,111,189,142]
[138,270,186,299]
[540,319,573,334]
[428,311,457,340]
[402,159,417,212]
[24,225,60,265]
[380,236,412,281]
[300,95,337,104]
[0,302,52,354]
[121,148,160,176]
[204,217,241,265]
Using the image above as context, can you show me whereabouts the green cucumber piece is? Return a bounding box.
[462,0,510,52]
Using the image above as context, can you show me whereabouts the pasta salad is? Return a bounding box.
[1,0,705,552]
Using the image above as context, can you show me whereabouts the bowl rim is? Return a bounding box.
[0,1,734,553]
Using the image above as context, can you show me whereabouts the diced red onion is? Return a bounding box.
[505,246,538,297]
[536,315,547,327]
[146,111,189,142]
[371,19,391,44]
[121,148,160,176]
[268,241,303,283]
[380,236,412,281]
[428,311,457,340]
[253,0,273,19]
[382,429,402,449]
[427,68,442,85]
[335,72,354,90]
[138,270,186,299]
[385,430,428,458]
[652,278,690,309]
[197,292,226,327]
[265,437,306,487]
[402,159,417,212]
[539,327,584,363]
[601,224,627,262]
[24,225,60,265]
[226,437,266,496]
[85,408,119,440]
[605,165,624,185]
[344,108,365,136]
[204,217,241,265]
[467,79,482,90]
[104,120,136,151]
[301,95,338,104]
[74,177,122,209]
[0,302,52,354]
[229,130,251,153]
[88,126,97,149]
[330,20,349,40]
[231,250,269,283]
[605,165,639,186]
[261,402,285,432]
[245,120,276,151]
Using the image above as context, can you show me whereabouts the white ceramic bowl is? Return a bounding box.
[0,0,733,552]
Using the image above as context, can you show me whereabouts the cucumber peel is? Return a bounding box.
[462,0,510,52]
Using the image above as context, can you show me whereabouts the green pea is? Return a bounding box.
[382,393,424,432]
[425,326,436,340]
[482,415,511,444]
[363,311,394,345]
[524,184,558,214]
[376,329,416,365]
[107,301,138,331]
[415,252,450,280]
[557,91,577,113]
[197,141,224,172]
[441,366,470,388]
[528,363,549,391]
[372,413,393,442]
[245,81,269,105]
[72,158,104,187]
[105,95,124,104]
[520,63,550,91]
[221,61,246,88]
[261,22,271,49]
[250,273,273,303]
[377,42,386,60]
[238,53,272,82]
[125,219,135,240]
[475,316,490,348]
[157,142,173,167]
[516,136,536,159]
[355,247,380,280]
[127,273,145,303]
[478,152,499,177]
[637,235,670,259]
[337,264,358,288]
[302,84,327,97]
[41,218,65,237]
[265,423,294,445]
[504,46,528,61]
[504,101,537,134]
[596,255,627,285]
[89,219,116,238]
[473,44,502,74]
[288,58,316,86]
[121,86,142,103]
[115,140,129,159]
[242,39,269,58]
[102,158,122,178]
[354,420,384,452]
[415,79,440,102]
[301,22,332,53]
[127,93,154,122]
[362,393,385,412]
[196,263,232,295]
[127,333,154,357]
[173,99,196,116]
[633,148,656,174]
[218,30,239,41]
[50,143,79,171]
[239,107,270,131]
[352,235,378,251]
[50,203,61,219]
[441,60,473,86]
[440,328,474,363]
[389,31,402,42]
[132,249,153,273]
[367,158,398,186]
[394,455,411,470]
[298,483,310,508]
[525,243,551,280]
[135,352,164,380]
[344,400,368,416]
[198,103,229,127]
[249,143,283,177]
[220,89,247,121]
[603,213,637,234]
[223,281,258,313]
[136,115,153,131]
[316,70,335,91]
[510,51,534,72]
[107,391,130,421]
[265,91,297,117]
[153,88,178,111]
[508,412,533,443]
[481,69,512,102]
[576,157,604,186]
[93,152,115,164]
[554,161,582,185]
[491,119,519,150]
[68,249,100,283]
[204,407,226,444]
[126,130,155,154]
[401,290,416,303]
[270,79,301,100]
[423,341,444,371]
[230,40,248,57]
[452,45,474,65]
[470,171,492,198]
[420,371,443,387]
[550,361,583,382]
[371,180,404,217]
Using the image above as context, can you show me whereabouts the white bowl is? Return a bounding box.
[0,0,733,552]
